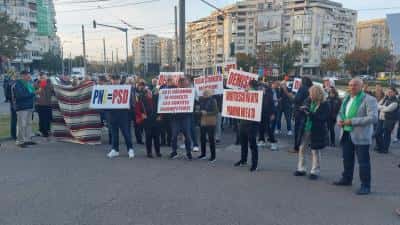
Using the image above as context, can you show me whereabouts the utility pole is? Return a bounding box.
[81,25,87,74]
[125,31,129,74]
[103,38,107,73]
[116,48,119,74]
[69,52,72,75]
[174,5,179,72]
[178,0,185,73]
[111,50,114,73]
[61,46,64,75]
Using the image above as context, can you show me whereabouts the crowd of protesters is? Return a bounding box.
[3,70,400,198]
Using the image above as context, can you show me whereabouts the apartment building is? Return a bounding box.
[356,19,392,51]
[186,0,357,76]
[159,37,175,71]
[387,13,400,56]
[0,0,60,70]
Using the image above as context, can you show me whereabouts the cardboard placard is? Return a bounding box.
[226,69,259,89]
[193,75,224,96]
[222,89,263,122]
[157,88,195,114]
[90,85,131,109]
[157,72,184,87]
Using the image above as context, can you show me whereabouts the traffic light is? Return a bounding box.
[93,20,96,29]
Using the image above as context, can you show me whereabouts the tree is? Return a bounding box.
[236,53,257,72]
[344,49,371,76]
[39,52,62,74]
[269,41,303,75]
[368,48,392,74]
[320,57,341,75]
[0,12,29,59]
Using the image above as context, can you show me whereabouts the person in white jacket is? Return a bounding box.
[375,87,399,154]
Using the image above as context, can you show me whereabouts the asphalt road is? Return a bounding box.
[0,129,399,225]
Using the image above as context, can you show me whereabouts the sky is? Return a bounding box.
[54,0,400,61]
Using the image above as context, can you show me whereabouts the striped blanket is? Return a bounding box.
[51,81,102,145]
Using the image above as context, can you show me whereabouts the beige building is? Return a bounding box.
[159,37,176,71]
[186,0,357,76]
[357,19,392,50]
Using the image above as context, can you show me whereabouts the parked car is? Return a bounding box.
[359,74,375,80]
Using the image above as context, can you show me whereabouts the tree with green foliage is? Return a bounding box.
[344,48,393,76]
[236,53,257,72]
[269,41,303,75]
[0,12,29,59]
[39,52,62,74]
[320,57,341,75]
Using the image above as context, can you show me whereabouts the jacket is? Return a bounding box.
[199,96,218,127]
[338,93,378,145]
[36,79,53,106]
[294,85,310,118]
[12,80,35,111]
[308,101,329,150]
[378,96,399,121]
[327,96,342,121]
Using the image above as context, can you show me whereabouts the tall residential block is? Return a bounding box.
[357,19,392,51]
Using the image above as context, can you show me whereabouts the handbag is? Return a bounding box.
[201,114,217,127]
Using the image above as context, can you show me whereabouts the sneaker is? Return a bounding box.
[234,161,247,167]
[293,171,306,176]
[257,140,266,147]
[250,165,258,172]
[287,130,293,136]
[216,139,221,144]
[332,179,352,186]
[186,153,192,160]
[309,174,319,180]
[169,152,178,159]
[16,143,27,148]
[193,146,199,152]
[25,141,37,145]
[147,154,154,158]
[128,149,135,159]
[156,153,162,158]
[275,130,281,135]
[270,143,278,151]
[107,149,119,158]
[208,157,216,163]
[356,186,371,195]
[197,155,206,160]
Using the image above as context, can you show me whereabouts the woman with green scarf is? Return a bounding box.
[294,85,329,180]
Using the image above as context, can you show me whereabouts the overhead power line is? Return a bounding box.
[57,0,160,13]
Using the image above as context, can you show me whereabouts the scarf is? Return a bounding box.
[304,101,318,132]
[21,80,35,94]
[340,91,365,132]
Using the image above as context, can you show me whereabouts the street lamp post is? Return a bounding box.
[93,20,143,74]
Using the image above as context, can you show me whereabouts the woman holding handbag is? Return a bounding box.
[197,89,218,162]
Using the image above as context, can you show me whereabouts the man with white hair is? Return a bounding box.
[334,78,378,195]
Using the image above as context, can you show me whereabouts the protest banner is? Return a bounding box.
[292,78,302,93]
[157,88,195,114]
[222,89,263,122]
[193,75,224,96]
[157,72,184,86]
[89,85,131,109]
[226,69,259,89]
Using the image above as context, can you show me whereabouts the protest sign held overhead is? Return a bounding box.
[193,75,224,96]
[157,88,195,114]
[292,78,302,93]
[89,85,131,109]
[157,72,185,87]
[222,89,263,122]
[226,69,259,89]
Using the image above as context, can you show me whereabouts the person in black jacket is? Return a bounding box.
[198,89,218,161]
[326,87,342,147]
[291,77,313,153]
[294,85,329,180]
[257,82,277,150]
[375,87,399,153]
[234,79,260,172]
[136,81,161,158]
[5,74,17,140]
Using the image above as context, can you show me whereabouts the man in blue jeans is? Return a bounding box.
[106,75,135,159]
[334,78,378,195]
[169,77,193,160]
